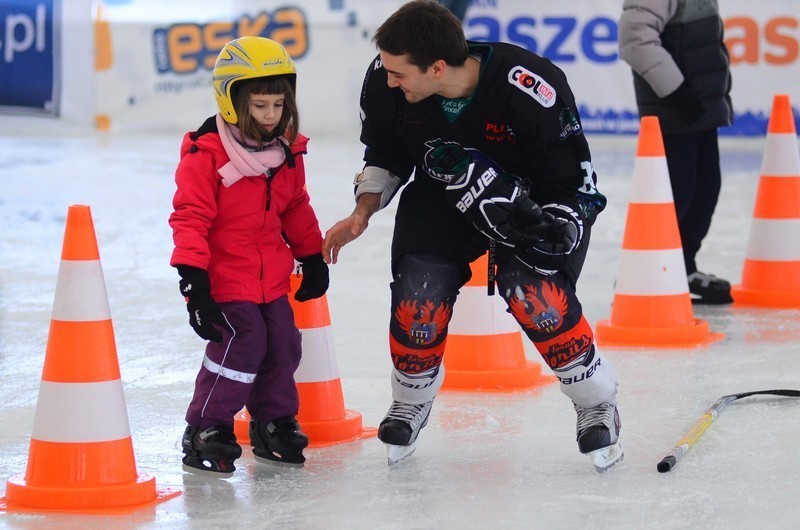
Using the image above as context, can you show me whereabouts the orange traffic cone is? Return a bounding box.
[235,270,376,447]
[441,253,553,391]
[0,205,179,513]
[595,117,723,347]
[732,94,800,307]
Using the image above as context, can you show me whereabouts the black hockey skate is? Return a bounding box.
[688,271,733,305]
[249,416,309,466]
[574,402,623,473]
[378,399,433,466]
[182,425,242,478]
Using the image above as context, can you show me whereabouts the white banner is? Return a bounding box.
[2,0,798,136]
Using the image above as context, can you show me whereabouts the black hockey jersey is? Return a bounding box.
[358,42,606,272]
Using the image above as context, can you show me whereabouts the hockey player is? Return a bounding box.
[322,0,622,472]
[170,37,328,476]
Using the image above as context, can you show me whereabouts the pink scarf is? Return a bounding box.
[215,113,287,187]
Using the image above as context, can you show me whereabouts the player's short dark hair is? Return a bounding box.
[373,0,469,71]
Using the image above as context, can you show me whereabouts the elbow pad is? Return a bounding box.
[354,166,402,209]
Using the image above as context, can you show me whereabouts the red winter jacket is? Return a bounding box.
[169,119,323,304]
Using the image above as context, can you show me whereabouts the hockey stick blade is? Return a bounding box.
[657,389,800,473]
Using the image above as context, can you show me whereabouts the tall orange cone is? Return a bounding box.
[595,117,723,347]
[441,253,553,391]
[0,205,179,513]
[235,270,376,447]
[732,95,800,307]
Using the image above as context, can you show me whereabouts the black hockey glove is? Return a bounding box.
[514,204,583,276]
[429,140,552,246]
[294,253,330,302]
[664,81,705,125]
[177,265,224,342]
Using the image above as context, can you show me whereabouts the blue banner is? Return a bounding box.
[0,0,60,117]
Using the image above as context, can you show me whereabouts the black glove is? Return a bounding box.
[664,81,705,125]
[514,204,583,276]
[177,265,224,342]
[294,253,330,302]
[428,140,550,244]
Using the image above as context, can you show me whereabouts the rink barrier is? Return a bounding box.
[234,268,377,448]
[732,94,800,308]
[441,253,554,391]
[595,117,723,347]
[0,205,179,514]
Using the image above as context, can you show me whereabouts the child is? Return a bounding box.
[169,36,329,477]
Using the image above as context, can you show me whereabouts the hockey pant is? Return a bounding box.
[184,297,302,431]
[388,253,617,408]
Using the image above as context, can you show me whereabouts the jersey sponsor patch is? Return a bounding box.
[559,108,582,139]
[508,66,556,108]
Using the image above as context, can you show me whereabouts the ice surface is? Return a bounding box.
[1,132,799,529]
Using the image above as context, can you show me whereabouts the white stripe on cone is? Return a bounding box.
[51,260,111,321]
[615,248,689,296]
[295,327,339,383]
[629,157,675,203]
[760,134,800,176]
[449,286,519,335]
[745,219,800,260]
[32,380,131,442]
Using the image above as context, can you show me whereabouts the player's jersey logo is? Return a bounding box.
[423,138,467,183]
[395,299,452,345]
[559,108,582,139]
[508,66,556,108]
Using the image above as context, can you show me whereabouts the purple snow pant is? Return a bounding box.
[185,297,302,431]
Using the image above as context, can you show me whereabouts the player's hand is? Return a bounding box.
[514,204,583,276]
[322,213,368,264]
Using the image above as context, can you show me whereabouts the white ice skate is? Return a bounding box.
[574,402,623,473]
[378,399,433,466]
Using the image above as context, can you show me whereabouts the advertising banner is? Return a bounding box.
[464,0,800,136]
[3,0,798,136]
[0,0,60,117]
[0,0,94,130]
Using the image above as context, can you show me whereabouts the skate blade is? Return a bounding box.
[587,442,624,473]
[253,453,305,468]
[386,441,417,467]
[182,463,234,479]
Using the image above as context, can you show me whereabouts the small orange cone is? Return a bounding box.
[235,270,376,447]
[0,205,179,513]
[441,253,553,391]
[595,117,723,347]
[732,95,800,308]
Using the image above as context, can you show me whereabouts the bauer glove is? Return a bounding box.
[177,265,224,342]
[514,204,583,276]
[294,253,330,302]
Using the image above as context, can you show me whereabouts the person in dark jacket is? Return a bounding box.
[619,0,734,304]
[323,0,622,472]
[169,36,329,477]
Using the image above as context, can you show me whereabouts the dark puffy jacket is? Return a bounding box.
[619,0,733,134]
[170,117,322,304]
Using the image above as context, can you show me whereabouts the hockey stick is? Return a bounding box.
[657,389,800,473]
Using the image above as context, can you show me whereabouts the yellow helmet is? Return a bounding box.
[212,36,297,124]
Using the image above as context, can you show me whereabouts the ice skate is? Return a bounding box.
[687,271,733,305]
[182,425,242,478]
[250,416,309,466]
[574,402,623,473]
[378,399,433,466]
